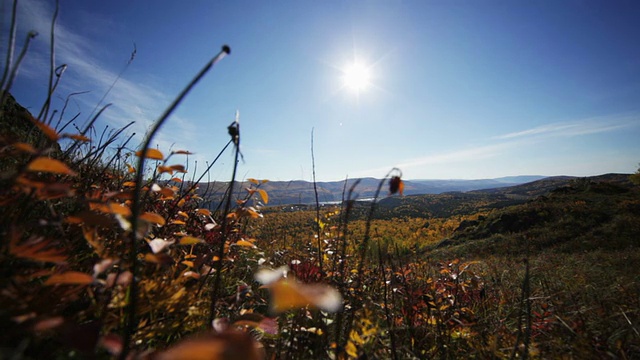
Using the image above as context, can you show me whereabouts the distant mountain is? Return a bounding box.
[470,173,633,198]
[195,175,552,207]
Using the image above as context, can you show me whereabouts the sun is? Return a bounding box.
[342,61,371,92]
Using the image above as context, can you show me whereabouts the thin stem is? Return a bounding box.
[0,31,37,106]
[209,120,240,325]
[311,128,323,272]
[37,0,59,123]
[0,0,18,91]
[119,45,230,360]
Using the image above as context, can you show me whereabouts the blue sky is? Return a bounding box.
[2,0,640,181]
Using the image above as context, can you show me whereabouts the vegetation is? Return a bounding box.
[1,4,640,359]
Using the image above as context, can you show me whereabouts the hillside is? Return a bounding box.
[429,174,639,255]
[194,176,550,207]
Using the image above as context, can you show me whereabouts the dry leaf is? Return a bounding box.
[154,331,263,360]
[173,150,193,155]
[257,189,269,204]
[140,212,166,226]
[13,142,37,154]
[267,278,343,314]
[135,148,164,160]
[30,117,60,141]
[27,157,76,176]
[179,236,204,245]
[196,208,212,216]
[235,240,257,248]
[44,271,94,285]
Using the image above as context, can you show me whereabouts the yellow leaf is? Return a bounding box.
[27,157,76,176]
[135,148,164,160]
[247,178,259,185]
[179,236,204,245]
[267,278,343,314]
[140,212,166,226]
[235,240,257,248]
[44,271,93,285]
[257,189,269,204]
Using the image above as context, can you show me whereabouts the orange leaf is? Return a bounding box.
[144,253,173,265]
[177,211,189,219]
[33,316,65,332]
[169,164,186,173]
[30,116,60,141]
[27,157,76,176]
[257,189,269,204]
[10,232,67,264]
[135,148,164,160]
[181,260,195,268]
[157,165,174,174]
[126,163,136,173]
[173,150,193,155]
[247,178,259,185]
[44,271,93,285]
[171,177,183,183]
[196,208,211,216]
[122,181,136,187]
[155,332,262,360]
[177,198,186,207]
[170,220,186,225]
[140,212,166,226]
[63,133,91,142]
[13,142,37,154]
[94,203,132,216]
[82,225,104,255]
[179,236,203,245]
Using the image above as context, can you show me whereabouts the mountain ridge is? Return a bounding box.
[196,173,632,207]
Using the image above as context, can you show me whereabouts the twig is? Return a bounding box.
[311,127,323,272]
[119,45,230,360]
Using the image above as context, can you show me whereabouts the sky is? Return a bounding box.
[2,0,640,181]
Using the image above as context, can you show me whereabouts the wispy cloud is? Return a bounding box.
[356,112,640,178]
[11,0,170,137]
[495,113,639,140]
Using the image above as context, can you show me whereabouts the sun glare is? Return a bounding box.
[342,62,371,92]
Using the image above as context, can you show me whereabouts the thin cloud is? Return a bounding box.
[354,142,515,178]
[356,112,640,178]
[495,114,639,140]
[11,0,170,139]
